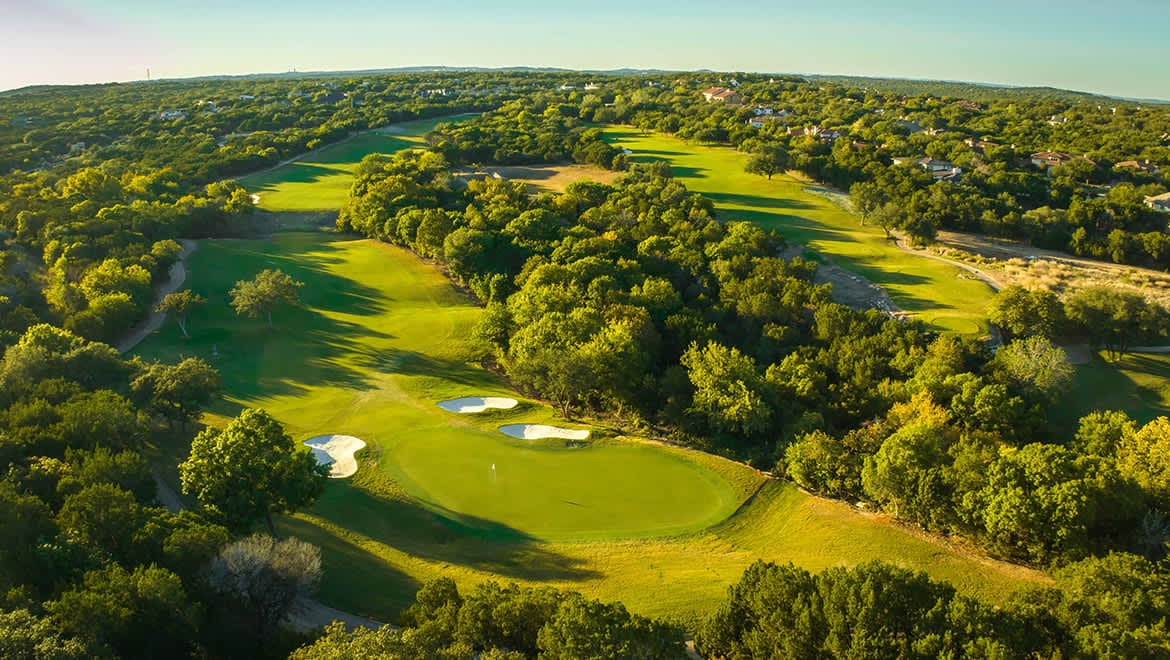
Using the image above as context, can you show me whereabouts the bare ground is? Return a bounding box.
[930,230,1170,310]
[454,163,623,193]
[781,244,905,316]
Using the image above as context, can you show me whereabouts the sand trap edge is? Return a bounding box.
[437,396,519,413]
[498,424,591,440]
[303,434,367,479]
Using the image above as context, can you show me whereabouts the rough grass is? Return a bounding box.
[603,129,996,335]
[137,233,1045,627]
[1056,352,1170,432]
[239,115,474,212]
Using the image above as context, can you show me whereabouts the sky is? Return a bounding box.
[2,0,1169,100]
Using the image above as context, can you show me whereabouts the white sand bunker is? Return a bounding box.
[437,396,519,413]
[303,435,366,478]
[498,424,591,440]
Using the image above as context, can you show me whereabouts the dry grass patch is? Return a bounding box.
[455,163,622,193]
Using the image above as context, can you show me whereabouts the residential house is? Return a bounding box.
[753,107,774,116]
[746,115,786,128]
[158,110,187,121]
[1145,192,1170,212]
[317,91,346,105]
[239,94,256,101]
[956,100,982,112]
[1115,160,1160,176]
[892,156,962,180]
[702,87,741,104]
[1048,115,1069,126]
[584,82,600,90]
[1031,151,1091,173]
[964,138,1000,155]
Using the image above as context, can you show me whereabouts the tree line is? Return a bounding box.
[338,118,1170,570]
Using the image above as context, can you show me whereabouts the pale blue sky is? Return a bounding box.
[2,0,1168,99]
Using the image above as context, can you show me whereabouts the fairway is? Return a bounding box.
[136,234,739,540]
[604,129,995,335]
[138,232,1046,625]
[240,115,475,211]
[1056,352,1170,432]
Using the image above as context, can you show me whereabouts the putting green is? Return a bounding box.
[137,232,1045,623]
[136,234,742,541]
[603,129,995,335]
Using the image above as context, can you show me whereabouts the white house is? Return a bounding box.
[1146,192,1170,212]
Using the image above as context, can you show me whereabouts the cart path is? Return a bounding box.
[117,239,197,353]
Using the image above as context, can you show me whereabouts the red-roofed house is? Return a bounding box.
[702,87,741,104]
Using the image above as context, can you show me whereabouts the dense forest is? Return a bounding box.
[2,69,1170,657]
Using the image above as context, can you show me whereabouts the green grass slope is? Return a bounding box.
[604,129,996,335]
[138,233,1044,626]
[239,115,472,212]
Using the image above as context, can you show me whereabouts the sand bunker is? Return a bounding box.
[438,396,519,413]
[498,424,590,440]
[303,435,366,478]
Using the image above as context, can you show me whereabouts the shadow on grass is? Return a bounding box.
[139,236,402,401]
[357,348,500,389]
[300,134,413,166]
[310,482,601,583]
[248,162,342,188]
[278,515,422,620]
[704,190,815,212]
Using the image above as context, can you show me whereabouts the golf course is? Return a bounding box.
[131,117,1053,626]
[604,129,997,335]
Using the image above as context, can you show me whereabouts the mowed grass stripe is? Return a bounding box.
[603,129,995,335]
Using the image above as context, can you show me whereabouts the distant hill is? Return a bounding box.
[4,67,1165,106]
[803,74,1170,105]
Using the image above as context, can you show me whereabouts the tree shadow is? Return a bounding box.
[250,162,342,189]
[355,348,500,390]
[704,190,815,211]
[136,236,400,401]
[277,515,422,620]
[309,484,601,583]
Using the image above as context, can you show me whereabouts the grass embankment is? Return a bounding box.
[239,115,474,212]
[603,129,996,335]
[1059,352,1170,430]
[137,234,1043,627]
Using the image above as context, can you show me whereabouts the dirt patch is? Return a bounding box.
[931,230,1170,310]
[455,163,622,193]
[782,244,904,316]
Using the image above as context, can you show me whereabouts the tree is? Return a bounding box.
[0,609,95,659]
[849,181,885,225]
[992,335,1075,401]
[207,533,321,642]
[49,564,198,659]
[155,289,206,338]
[229,269,303,328]
[179,408,328,535]
[744,145,789,181]
[1065,286,1168,360]
[870,201,906,239]
[131,358,220,428]
[681,341,773,438]
[988,285,1065,340]
[1115,417,1170,509]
